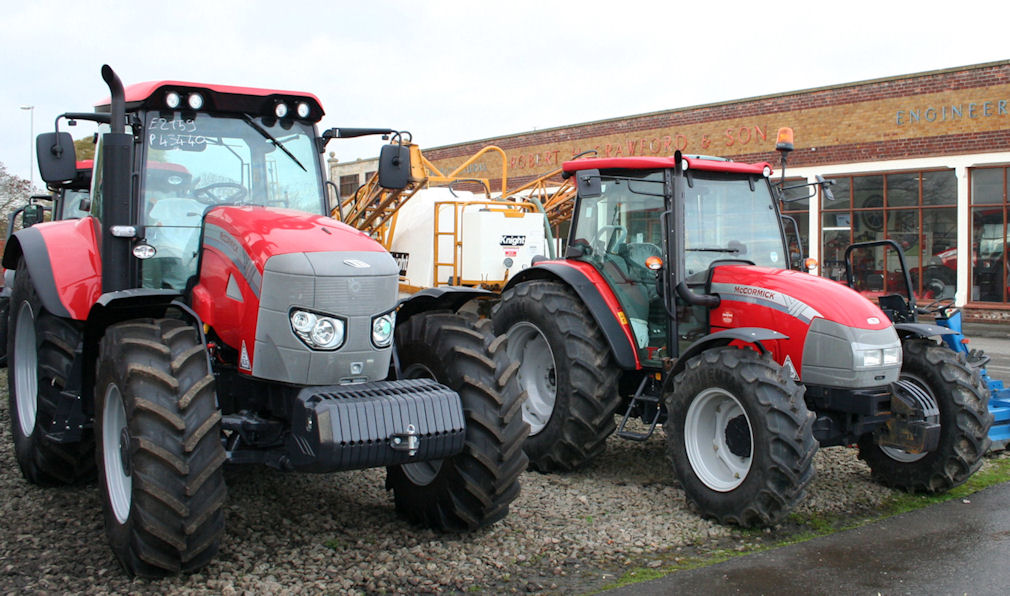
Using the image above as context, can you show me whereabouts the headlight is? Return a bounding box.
[859,349,883,368]
[371,312,395,348]
[187,92,204,110]
[882,347,901,366]
[296,102,311,118]
[165,91,181,109]
[275,102,289,118]
[290,308,345,350]
[855,346,902,368]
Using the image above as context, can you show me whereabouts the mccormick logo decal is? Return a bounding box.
[500,235,526,247]
[710,282,822,324]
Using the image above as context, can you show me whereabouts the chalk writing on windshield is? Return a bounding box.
[149,117,207,149]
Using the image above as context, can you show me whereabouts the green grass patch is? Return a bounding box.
[882,454,1010,515]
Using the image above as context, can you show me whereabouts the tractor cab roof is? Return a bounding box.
[95,80,325,122]
[562,155,773,177]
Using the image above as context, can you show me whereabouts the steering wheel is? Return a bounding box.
[916,297,956,316]
[193,182,248,204]
[595,225,626,254]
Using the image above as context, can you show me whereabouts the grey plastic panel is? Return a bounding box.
[252,250,398,385]
[801,318,901,388]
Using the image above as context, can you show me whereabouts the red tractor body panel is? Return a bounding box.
[29,218,102,320]
[191,206,388,366]
[709,265,892,376]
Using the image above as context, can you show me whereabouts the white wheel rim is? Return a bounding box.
[506,322,557,435]
[684,388,753,492]
[102,384,133,524]
[400,362,443,486]
[880,375,937,463]
[13,301,38,437]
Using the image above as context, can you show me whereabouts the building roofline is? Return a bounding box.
[426,60,1010,154]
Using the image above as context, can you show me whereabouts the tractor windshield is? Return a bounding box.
[683,172,785,278]
[140,112,323,289]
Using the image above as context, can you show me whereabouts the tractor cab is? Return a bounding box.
[565,155,783,367]
[94,84,328,290]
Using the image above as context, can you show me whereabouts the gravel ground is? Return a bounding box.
[0,366,988,594]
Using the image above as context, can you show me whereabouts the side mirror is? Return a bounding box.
[816,175,835,202]
[378,144,410,190]
[22,204,44,228]
[36,132,77,184]
[576,169,602,198]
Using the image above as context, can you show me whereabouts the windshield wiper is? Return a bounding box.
[242,113,306,172]
[686,247,740,253]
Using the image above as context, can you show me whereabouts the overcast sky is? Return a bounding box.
[2,0,1007,186]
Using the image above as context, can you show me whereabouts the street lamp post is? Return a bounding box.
[19,105,34,189]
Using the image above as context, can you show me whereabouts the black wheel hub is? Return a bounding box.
[724,415,752,458]
[119,427,133,477]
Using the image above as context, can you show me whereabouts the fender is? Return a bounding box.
[79,290,202,406]
[2,220,102,320]
[504,261,639,369]
[671,327,789,377]
[395,286,496,326]
[893,322,958,340]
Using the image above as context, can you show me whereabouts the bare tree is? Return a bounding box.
[0,161,36,239]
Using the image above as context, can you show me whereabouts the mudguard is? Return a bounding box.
[1,220,102,320]
[893,322,958,340]
[672,327,789,376]
[395,286,496,325]
[504,261,639,369]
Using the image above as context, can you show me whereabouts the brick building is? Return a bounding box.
[330,60,1010,321]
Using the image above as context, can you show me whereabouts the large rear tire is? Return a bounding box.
[7,257,94,485]
[857,338,991,492]
[667,347,817,527]
[492,280,622,471]
[95,319,226,577]
[386,312,528,532]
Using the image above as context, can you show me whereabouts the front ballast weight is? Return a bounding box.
[269,378,466,473]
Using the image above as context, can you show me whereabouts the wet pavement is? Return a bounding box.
[607,325,1010,595]
[607,480,1010,595]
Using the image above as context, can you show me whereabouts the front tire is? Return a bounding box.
[492,280,622,471]
[7,257,93,485]
[857,338,991,492]
[95,319,226,577]
[386,312,528,532]
[667,347,817,527]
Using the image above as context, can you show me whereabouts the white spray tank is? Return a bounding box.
[387,187,546,291]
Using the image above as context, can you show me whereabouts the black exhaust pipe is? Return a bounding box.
[99,65,134,293]
[101,65,125,134]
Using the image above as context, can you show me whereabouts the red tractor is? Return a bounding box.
[492,151,991,526]
[6,65,527,577]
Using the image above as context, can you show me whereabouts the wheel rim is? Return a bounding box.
[684,388,753,492]
[505,322,556,435]
[880,375,938,463]
[399,362,443,486]
[13,301,38,437]
[102,384,133,524]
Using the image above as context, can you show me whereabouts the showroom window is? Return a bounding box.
[821,169,956,299]
[970,166,1009,303]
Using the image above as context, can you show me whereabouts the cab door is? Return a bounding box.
[568,170,670,367]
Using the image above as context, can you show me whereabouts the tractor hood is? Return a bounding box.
[191,205,400,385]
[708,265,900,388]
[708,265,891,331]
[202,206,387,271]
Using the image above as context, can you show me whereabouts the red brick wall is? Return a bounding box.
[424,61,1010,191]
